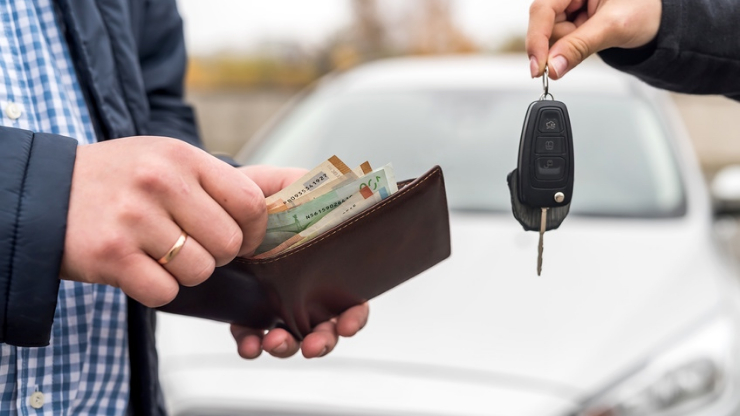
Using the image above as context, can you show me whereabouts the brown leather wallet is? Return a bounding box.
[158,166,451,339]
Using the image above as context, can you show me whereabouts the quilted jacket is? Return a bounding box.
[0,0,200,414]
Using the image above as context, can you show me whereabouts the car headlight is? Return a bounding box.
[578,313,740,416]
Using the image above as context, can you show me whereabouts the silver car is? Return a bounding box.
[157,56,740,416]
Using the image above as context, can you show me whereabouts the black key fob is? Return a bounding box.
[517,100,574,208]
[508,96,574,232]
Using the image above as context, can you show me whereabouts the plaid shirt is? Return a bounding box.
[0,0,128,415]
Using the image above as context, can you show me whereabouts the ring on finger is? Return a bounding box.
[158,231,188,265]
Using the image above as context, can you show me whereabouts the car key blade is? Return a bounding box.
[538,207,547,276]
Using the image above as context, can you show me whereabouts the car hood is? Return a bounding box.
[353,214,728,387]
[158,214,733,416]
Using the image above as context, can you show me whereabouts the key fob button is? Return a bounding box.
[538,110,564,133]
[535,157,565,180]
[535,137,564,154]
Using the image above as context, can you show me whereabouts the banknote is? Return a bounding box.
[354,161,372,176]
[254,185,393,259]
[254,164,397,254]
[283,161,373,209]
[298,185,392,243]
[265,164,396,233]
[265,155,353,213]
[255,231,298,256]
[268,161,373,214]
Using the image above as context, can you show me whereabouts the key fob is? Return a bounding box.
[517,100,574,207]
[508,99,574,232]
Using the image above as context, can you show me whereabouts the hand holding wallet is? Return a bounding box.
[158,163,451,339]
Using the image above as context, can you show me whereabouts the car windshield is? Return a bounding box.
[245,89,686,217]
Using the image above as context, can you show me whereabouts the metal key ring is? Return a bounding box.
[539,65,554,101]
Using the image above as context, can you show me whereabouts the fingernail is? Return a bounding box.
[319,347,328,357]
[529,56,538,78]
[273,341,288,354]
[549,55,568,78]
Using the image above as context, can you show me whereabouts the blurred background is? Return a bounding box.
[177,0,740,177]
[159,3,740,415]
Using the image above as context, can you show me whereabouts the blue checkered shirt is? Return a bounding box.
[0,0,129,415]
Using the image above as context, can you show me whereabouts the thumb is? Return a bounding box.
[546,14,611,79]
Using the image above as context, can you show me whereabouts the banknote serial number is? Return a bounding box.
[304,196,350,220]
[286,172,330,203]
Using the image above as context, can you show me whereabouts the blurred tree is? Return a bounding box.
[404,0,477,54]
[322,0,478,72]
[187,0,484,90]
[497,34,526,53]
[186,55,316,90]
[322,0,390,71]
[330,44,361,71]
[352,0,387,59]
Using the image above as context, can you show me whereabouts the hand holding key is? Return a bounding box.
[526,0,662,79]
[508,66,574,275]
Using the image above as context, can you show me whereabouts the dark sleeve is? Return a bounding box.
[136,0,239,166]
[598,0,740,101]
[136,0,199,147]
[0,127,77,347]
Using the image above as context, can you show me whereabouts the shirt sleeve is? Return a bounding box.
[0,127,77,347]
[598,0,740,101]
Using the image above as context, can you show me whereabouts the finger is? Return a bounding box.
[159,236,214,287]
[301,320,338,358]
[136,217,215,287]
[196,157,268,257]
[573,10,589,27]
[231,325,265,359]
[551,21,577,44]
[113,252,179,308]
[335,303,370,338]
[163,187,244,266]
[526,0,573,77]
[239,165,308,198]
[547,12,612,79]
[262,327,301,358]
[564,0,585,14]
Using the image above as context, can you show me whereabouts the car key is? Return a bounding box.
[538,207,548,275]
[507,66,574,275]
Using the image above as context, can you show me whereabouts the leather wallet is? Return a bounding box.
[158,166,451,339]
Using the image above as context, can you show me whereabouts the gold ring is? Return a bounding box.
[158,231,188,265]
